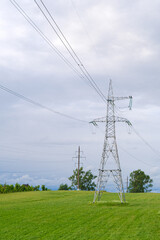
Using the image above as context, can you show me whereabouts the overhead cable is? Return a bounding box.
[0,83,88,123]
[132,126,160,159]
[34,0,107,103]
[35,0,107,103]
[70,0,93,44]
[9,0,86,80]
[119,145,155,168]
[96,124,158,167]
[10,0,107,104]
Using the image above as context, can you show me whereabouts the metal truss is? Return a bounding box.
[92,80,132,203]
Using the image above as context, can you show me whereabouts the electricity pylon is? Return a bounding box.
[72,146,86,190]
[91,80,132,203]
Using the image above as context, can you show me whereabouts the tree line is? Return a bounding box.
[0,183,48,193]
[0,168,153,193]
[59,168,153,193]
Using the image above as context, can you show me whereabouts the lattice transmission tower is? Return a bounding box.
[91,80,132,203]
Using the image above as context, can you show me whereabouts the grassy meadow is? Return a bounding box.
[0,191,159,240]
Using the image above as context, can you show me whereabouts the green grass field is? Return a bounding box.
[0,191,159,240]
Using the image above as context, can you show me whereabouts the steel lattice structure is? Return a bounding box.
[92,80,132,203]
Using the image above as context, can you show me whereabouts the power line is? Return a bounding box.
[0,83,88,123]
[113,103,160,159]
[119,146,154,168]
[34,0,107,103]
[132,126,160,159]
[0,144,74,156]
[36,0,82,65]
[70,0,94,45]
[94,92,160,161]
[0,156,71,163]
[0,169,61,174]
[95,122,158,168]
[10,0,107,104]
[9,0,85,80]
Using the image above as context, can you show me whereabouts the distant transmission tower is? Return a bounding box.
[91,80,132,203]
[73,146,86,190]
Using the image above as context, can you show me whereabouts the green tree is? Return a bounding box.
[14,183,21,192]
[20,184,26,192]
[0,184,4,193]
[9,184,14,192]
[0,183,42,194]
[34,185,40,191]
[58,184,69,190]
[41,185,47,191]
[68,167,97,191]
[128,169,153,193]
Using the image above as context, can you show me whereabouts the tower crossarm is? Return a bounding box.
[115,117,132,126]
[89,117,132,126]
[89,117,106,125]
[113,96,132,101]
[113,96,132,110]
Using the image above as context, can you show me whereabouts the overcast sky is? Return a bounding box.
[0,0,160,192]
